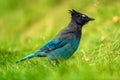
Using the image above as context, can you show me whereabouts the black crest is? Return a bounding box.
[69,9,81,16]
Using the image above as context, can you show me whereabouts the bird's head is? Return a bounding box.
[69,9,94,26]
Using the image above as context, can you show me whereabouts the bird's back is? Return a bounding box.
[54,21,82,41]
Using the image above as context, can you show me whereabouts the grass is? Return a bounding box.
[0,0,120,80]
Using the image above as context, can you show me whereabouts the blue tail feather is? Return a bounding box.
[16,51,45,63]
[16,53,36,63]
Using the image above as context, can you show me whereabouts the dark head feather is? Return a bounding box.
[68,9,95,25]
[69,9,81,16]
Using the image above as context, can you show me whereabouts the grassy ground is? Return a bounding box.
[0,0,120,80]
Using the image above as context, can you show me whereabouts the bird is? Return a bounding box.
[16,9,94,63]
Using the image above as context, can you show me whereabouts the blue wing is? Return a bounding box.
[40,40,67,53]
[16,40,67,63]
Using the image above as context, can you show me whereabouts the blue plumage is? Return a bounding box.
[16,9,94,63]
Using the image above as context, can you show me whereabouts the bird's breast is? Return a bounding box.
[69,38,80,51]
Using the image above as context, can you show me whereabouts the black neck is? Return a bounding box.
[69,19,82,32]
[68,20,82,38]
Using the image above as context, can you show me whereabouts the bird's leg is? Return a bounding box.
[48,59,60,66]
[54,59,60,65]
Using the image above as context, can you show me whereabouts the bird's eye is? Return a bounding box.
[81,15,86,18]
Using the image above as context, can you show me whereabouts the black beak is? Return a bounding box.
[89,17,95,21]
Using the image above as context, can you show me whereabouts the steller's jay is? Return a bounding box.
[16,9,94,63]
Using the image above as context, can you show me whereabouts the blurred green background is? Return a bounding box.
[0,0,120,80]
